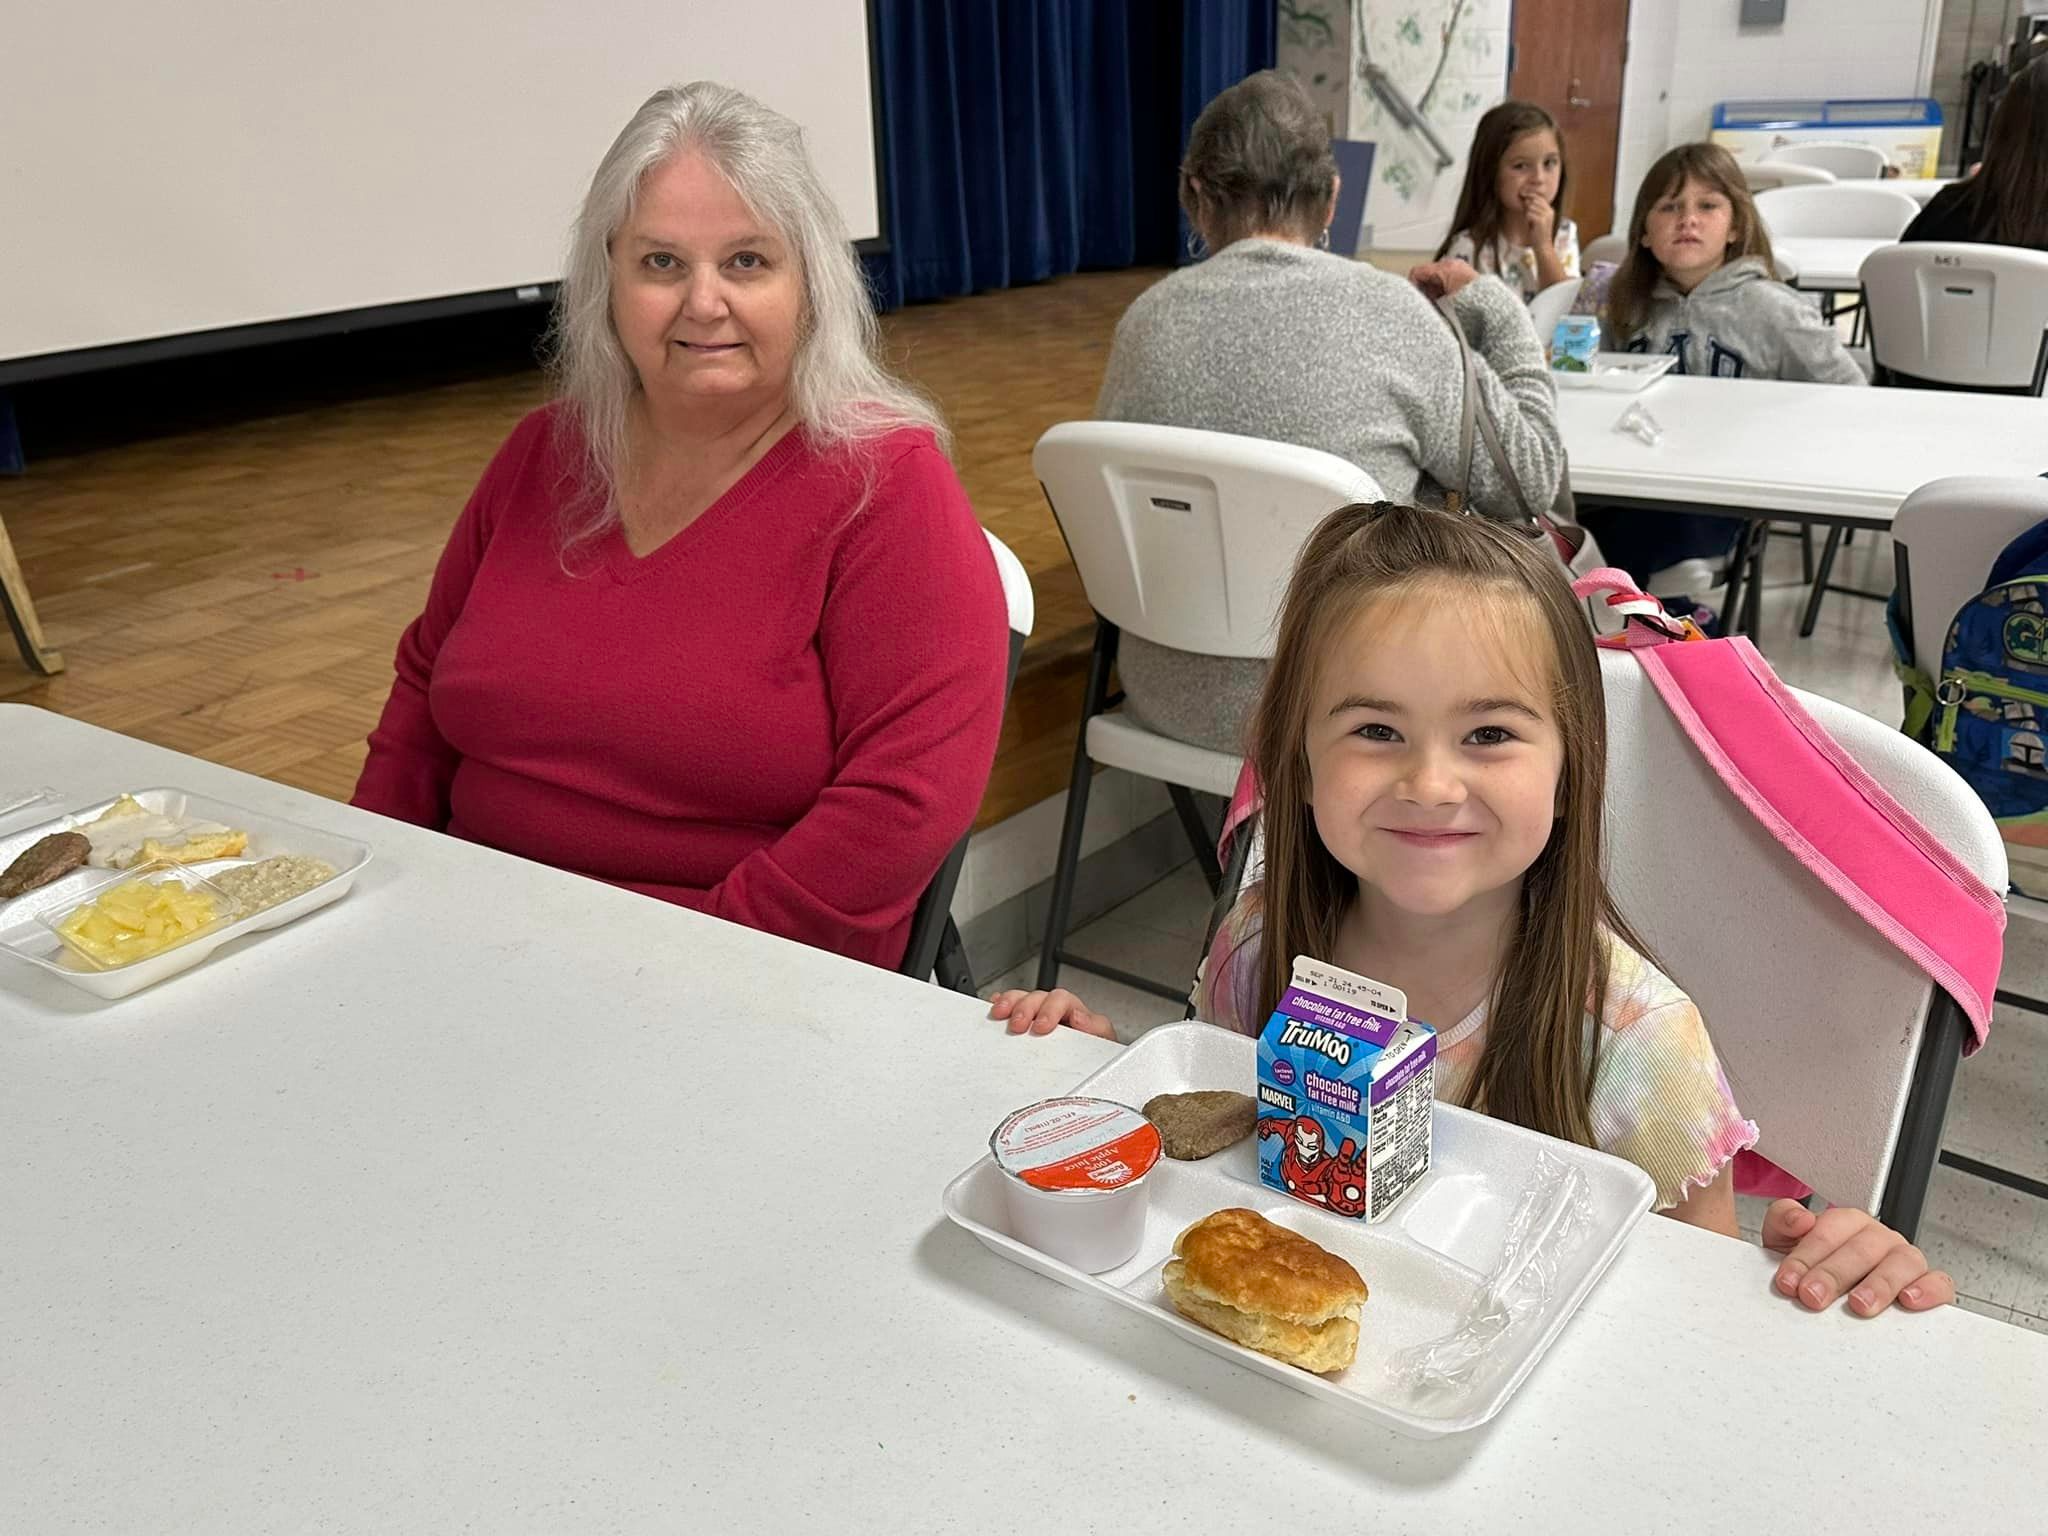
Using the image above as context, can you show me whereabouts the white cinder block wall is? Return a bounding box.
[1614,0,1941,231]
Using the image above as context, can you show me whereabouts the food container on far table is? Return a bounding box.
[989,1097,1163,1273]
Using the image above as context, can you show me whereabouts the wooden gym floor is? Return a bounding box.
[0,266,1164,827]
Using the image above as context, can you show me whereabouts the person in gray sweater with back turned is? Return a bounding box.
[1095,71,1562,754]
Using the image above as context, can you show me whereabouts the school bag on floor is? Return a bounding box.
[1891,521,2048,900]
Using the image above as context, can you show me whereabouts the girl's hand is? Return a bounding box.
[1408,257,1480,301]
[1762,1200,1956,1316]
[1521,191,1556,243]
[987,989,1117,1040]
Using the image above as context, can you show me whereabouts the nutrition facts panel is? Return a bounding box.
[1368,1062,1435,1219]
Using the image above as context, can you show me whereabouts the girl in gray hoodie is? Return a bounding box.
[1602,143,1865,385]
[1580,143,1864,589]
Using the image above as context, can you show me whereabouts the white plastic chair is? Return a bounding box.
[1526,277,1583,351]
[1763,140,1889,179]
[1862,243,2048,396]
[1581,232,1627,270]
[1032,421,1378,998]
[1742,159,1838,192]
[1199,648,2006,1237]
[1602,648,2005,1235]
[1755,183,1921,240]
[901,529,1034,992]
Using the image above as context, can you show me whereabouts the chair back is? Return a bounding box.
[1762,140,1888,179]
[899,529,1034,982]
[1863,243,2048,395]
[1741,159,1837,192]
[1581,232,1627,270]
[1600,650,2004,1218]
[1033,422,1380,659]
[1756,183,1921,239]
[1527,277,1584,349]
[1890,475,2048,677]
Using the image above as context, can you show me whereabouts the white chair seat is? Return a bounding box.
[1756,183,1920,241]
[1763,140,1888,180]
[1742,160,1837,192]
[1085,713,1243,798]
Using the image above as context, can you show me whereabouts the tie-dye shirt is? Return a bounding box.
[1192,895,1758,1211]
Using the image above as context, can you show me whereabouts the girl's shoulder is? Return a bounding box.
[1595,929,1698,1035]
[1193,887,1264,1035]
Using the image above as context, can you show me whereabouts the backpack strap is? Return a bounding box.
[1626,635,2005,1051]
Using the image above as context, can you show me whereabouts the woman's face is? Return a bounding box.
[608,151,803,415]
[1642,176,1737,290]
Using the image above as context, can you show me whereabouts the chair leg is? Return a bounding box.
[0,508,64,676]
[1877,991,1970,1242]
[1799,526,1847,638]
[1799,524,1815,584]
[1168,784,1224,894]
[934,918,977,996]
[1720,522,1756,637]
[1740,522,1768,639]
[1036,620,1118,991]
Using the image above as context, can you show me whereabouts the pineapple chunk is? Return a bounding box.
[56,878,220,966]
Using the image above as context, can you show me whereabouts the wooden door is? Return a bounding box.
[1509,0,1632,240]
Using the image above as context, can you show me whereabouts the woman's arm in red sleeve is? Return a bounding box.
[691,439,1009,967]
[350,414,545,827]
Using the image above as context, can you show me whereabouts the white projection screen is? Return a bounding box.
[0,1,880,375]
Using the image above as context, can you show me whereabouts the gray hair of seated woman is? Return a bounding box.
[551,81,945,539]
[1180,70,1339,250]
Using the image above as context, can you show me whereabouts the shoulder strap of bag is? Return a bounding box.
[1435,291,1538,525]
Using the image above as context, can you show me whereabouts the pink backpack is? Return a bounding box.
[1217,569,2006,1200]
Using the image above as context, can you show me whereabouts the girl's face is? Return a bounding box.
[1642,176,1736,290]
[1305,591,1565,920]
[1495,129,1561,217]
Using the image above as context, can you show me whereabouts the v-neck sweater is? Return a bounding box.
[352,404,1008,970]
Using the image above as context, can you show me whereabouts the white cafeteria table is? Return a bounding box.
[1559,375,2048,632]
[1771,235,1894,294]
[4,704,2046,1532]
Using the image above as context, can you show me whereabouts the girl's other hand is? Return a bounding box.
[987,988,1117,1040]
[1761,1200,1956,1316]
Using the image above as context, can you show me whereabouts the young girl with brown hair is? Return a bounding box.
[1436,100,1578,303]
[993,503,1953,1317]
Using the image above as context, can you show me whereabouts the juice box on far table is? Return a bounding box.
[1549,314,1600,373]
[1256,956,1436,1223]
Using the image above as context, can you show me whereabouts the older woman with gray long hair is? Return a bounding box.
[353,82,1008,970]
[1095,70,1562,754]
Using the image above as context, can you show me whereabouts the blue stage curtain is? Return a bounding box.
[865,0,1276,310]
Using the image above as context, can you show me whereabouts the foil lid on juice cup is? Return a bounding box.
[990,1097,1162,1193]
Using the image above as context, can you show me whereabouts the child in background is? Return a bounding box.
[1436,102,1579,303]
[1580,142,1864,590]
[1600,142,1864,384]
[992,503,1954,1318]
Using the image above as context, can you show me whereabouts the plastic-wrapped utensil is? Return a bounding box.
[1615,400,1663,446]
[1385,1150,1598,1397]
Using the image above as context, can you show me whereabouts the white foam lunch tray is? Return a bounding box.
[943,1022,1654,1437]
[1553,352,1678,391]
[0,787,371,1000]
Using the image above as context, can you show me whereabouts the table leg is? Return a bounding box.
[0,509,64,675]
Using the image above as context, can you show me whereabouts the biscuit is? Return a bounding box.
[1160,1207,1367,1374]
